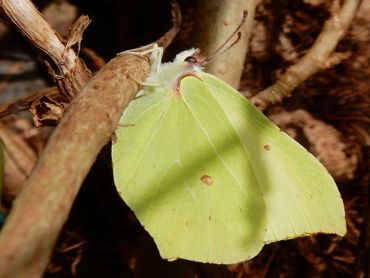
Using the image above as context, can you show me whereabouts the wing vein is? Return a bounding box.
[124,100,171,185]
[182,95,247,195]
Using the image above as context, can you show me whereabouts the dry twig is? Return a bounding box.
[0,51,150,278]
[251,0,361,110]
[0,0,91,101]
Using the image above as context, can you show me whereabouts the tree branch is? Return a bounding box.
[0,52,150,278]
[251,0,361,110]
[0,0,91,102]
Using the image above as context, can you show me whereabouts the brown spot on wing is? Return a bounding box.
[200,175,213,186]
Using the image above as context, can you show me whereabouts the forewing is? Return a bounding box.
[198,72,346,242]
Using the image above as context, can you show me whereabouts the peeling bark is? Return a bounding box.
[1,0,91,101]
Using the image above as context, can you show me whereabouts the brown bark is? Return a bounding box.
[0,0,91,101]
[0,52,150,278]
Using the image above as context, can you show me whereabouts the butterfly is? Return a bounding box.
[111,19,345,263]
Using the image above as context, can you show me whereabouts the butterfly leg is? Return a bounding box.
[118,43,163,75]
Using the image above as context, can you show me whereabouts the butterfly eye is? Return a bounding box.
[184,56,198,64]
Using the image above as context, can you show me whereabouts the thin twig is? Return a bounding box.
[251,0,361,110]
[0,52,150,278]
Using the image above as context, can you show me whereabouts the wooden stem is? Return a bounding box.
[0,52,150,278]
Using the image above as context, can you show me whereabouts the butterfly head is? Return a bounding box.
[145,48,203,90]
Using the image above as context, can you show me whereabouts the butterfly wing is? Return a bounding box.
[194,72,346,242]
[112,83,266,264]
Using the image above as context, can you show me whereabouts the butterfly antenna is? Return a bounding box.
[201,10,248,65]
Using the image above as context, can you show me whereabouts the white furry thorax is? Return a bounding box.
[145,48,203,90]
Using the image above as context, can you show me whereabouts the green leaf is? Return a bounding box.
[112,48,345,264]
